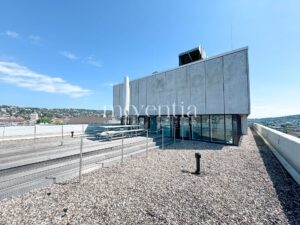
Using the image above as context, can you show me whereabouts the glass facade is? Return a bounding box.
[202,115,210,141]
[150,116,157,133]
[180,117,190,140]
[138,116,145,128]
[191,116,201,140]
[225,115,233,144]
[211,115,225,143]
[129,116,138,125]
[131,114,241,145]
[161,116,171,137]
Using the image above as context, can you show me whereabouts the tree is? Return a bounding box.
[37,117,52,124]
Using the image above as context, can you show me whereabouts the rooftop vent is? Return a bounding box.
[178,46,207,66]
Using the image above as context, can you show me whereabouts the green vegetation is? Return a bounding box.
[37,117,52,124]
[0,105,112,119]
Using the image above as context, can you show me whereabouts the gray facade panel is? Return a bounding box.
[189,62,206,114]
[130,80,139,115]
[138,78,147,115]
[113,48,250,117]
[223,50,249,114]
[205,57,224,114]
[113,84,121,117]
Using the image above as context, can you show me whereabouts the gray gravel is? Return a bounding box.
[0,128,299,225]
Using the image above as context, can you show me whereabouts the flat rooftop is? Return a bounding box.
[0,129,299,224]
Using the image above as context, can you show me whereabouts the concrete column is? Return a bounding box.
[241,115,248,135]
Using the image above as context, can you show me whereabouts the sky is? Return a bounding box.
[0,0,299,118]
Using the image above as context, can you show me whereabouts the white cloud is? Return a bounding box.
[0,61,91,97]
[29,35,41,44]
[59,52,102,68]
[4,30,19,38]
[85,55,102,68]
[60,51,77,60]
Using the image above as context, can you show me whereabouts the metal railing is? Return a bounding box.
[0,126,167,187]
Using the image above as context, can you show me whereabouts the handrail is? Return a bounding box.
[99,129,144,135]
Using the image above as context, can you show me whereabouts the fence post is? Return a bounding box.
[162,128,164,150]
[34,125,36,143]
[146,129,148,157]
[174,126,176,144]
[79,135,83,184]
[121,132,124,164]
[61,125,64,146]
[2,126,5,140]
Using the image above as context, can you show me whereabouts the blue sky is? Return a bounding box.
[0,0,299,118]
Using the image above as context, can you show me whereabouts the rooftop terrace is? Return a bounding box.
[0,128,299,224]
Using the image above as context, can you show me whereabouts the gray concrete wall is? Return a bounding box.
[241,115,248,135]
[253,123,300,185]
[113,47,250,117]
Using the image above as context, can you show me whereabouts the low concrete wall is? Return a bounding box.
[0,124,90,141]
[253,123,300,185]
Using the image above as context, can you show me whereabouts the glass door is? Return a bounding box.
[201,115,210,141]
[180,117,190,140]
[211,115,225,143]
[161,116,171,137]
[191,116,201,140]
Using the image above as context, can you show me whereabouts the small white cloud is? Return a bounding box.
[85,55,102,68]
[60,51,77,60]
[29,35,41,44]
[0,61,91,97]
[4,30,19,38]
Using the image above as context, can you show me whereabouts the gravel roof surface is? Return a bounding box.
[0,128,299,225]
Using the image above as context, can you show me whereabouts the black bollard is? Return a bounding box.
[71,131,74,138]
[194,153,201,174]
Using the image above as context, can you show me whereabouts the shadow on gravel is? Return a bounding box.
[251,127,300,225]
[181,169,208,177]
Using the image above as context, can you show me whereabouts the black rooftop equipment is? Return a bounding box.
[179,46,207,66]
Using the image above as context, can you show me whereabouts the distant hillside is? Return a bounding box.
[0,105,112,120]
[249,114,300,124]
[249,114,300,137]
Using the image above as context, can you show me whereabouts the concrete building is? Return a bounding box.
[113,46,250,145]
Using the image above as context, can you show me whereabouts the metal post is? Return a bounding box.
[34,125,36,143]
[194,153,201,175]
[121,132,124,164]
[173,126,176,144]
[61,125,64,146]
[146,129,148,157]
[2,126,5,139]
[79,135,83,183]
[162,128,164,150]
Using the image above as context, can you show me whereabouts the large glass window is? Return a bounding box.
[129,116,138,125]
[202,115,210,141]
[211,115,225,143]
[150,116,157,133]
[161,116,171,137]
[180,117,190,140]
[138,117,145,129]
[156,117,161,131]
[172,117,181,139]
[191,116,201,140]
[225,115,233,144]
